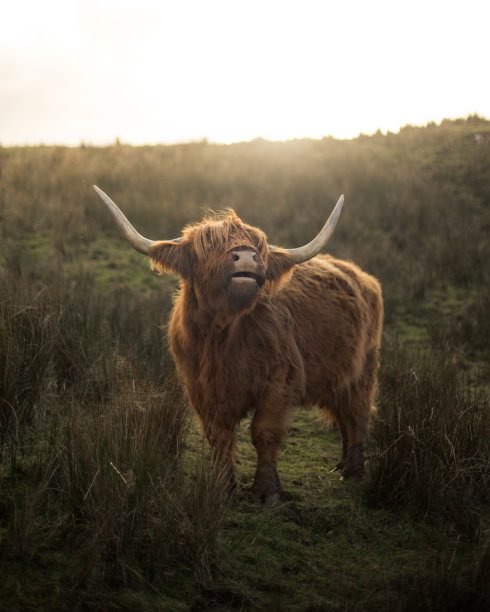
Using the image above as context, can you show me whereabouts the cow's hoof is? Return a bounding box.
[331,459,345,473]
[264,492,280,506]
[340,470,363,482]
[251,463,281,506]
[339,444,364,480]
[340,464,364,481]
[251,487,281,506]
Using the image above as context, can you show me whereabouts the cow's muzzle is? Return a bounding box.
[229,250,265,288]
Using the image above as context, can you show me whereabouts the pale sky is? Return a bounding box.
[1,0,489,146]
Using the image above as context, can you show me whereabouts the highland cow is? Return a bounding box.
[93,186,383,505]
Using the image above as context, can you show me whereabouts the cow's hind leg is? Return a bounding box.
[331,420,349,473]
[324,393,369,480]
[327,348,379,480]
[250,403,290,506]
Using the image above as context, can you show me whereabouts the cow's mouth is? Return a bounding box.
[231,272,265,288]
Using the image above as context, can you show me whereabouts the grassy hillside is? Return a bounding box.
[1,117,489,610]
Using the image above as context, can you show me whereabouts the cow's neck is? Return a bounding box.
[181,281,260,335]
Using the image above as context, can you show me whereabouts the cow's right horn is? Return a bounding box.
[283,194,344,264]
[93,185,156,255]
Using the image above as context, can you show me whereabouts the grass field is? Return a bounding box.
[1,116,489,610]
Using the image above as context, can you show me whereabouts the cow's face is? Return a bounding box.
[92,186,344,316]
[150,211,294,313]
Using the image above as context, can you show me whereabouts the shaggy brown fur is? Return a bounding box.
[149,210,383,505]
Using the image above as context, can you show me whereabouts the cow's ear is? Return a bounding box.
[149,241,193,279]
[266,250,294,293]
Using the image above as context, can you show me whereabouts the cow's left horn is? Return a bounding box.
[93,185,156,255]
[284,194,344,264]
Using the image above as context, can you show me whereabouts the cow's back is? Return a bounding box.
[275,254,383,404]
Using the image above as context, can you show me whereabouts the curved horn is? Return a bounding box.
[93,185,156,255]
[283,194,344,264]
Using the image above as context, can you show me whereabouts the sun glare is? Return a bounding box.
[1,0,489,145]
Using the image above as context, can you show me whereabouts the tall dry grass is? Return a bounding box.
[0,246,228,600]
[3,371,229,599]
[366,339,489,530]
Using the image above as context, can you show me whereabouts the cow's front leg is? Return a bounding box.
[250,407,289,506]
[202,416,237,493]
